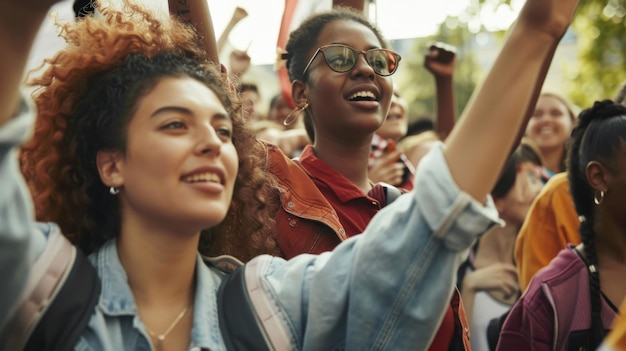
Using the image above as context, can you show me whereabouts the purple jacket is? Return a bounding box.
[497,246,616,351]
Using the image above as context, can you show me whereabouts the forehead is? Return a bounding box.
[138,77,227,114]
[315,19,383,49]
[538,95,567,110]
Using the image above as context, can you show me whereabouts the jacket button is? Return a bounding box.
[287,201,294,208]
[289,219,298,227]
[339,228,345,234]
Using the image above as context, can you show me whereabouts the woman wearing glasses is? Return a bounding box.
[270,8,403,259]
[267,9,471,349]
[265,4,576,350]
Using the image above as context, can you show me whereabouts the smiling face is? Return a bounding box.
[105,76,239,233]
[297,19,394,144]
[526,94,574,154]
[377,93,408,141]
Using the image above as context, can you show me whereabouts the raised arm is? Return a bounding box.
[216,7,248,55]
[0,0,60,329]
[168,0,219,65]
[332,0,365,11]
[443,0,578,201]
[0,2,56,126]
[424,42,457,140]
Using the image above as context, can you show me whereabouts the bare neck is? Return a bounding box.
[474,224,518,266]
[313,136,373,192]
[117,215,199,307]
[594,212,626,264]
[541,146,565,174]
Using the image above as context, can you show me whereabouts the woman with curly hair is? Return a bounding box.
[20,4,279,264]
[498,100,626,350]
[0,0,578,350]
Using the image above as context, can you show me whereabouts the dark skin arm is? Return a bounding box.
[333,0,365,11]
[424,42,457,140]
[443,0,578,201]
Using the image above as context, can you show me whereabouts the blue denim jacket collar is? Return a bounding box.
[92,239,227,350]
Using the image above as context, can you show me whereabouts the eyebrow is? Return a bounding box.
[150,106,231,121]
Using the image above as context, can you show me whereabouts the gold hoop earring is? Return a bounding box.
[593,190,605,205]
[283,101,309,126]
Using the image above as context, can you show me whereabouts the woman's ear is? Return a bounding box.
[291,80,308,106]
[96,150,125,188]
[585,160,609,193]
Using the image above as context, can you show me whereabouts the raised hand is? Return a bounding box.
[517,0,579,40]
[369,148,406,187]
[424,42,456,79]
[232,6,249,23]
[463,263,519,299]
[7,0,61,11]
[229,49,251,77]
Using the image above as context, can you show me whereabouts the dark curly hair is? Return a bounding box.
[284,7,389,142]
[20,1,280,261]
[567,99,626,349]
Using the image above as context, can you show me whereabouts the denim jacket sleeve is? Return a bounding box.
[250,142,503,351]
[0,97,47,330]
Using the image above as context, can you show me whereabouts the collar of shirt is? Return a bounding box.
[299,145,383,205]
[91,239,226,350]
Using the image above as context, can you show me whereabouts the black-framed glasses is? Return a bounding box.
[302,44,401,78]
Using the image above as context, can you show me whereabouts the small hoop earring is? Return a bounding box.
[283,101,309,126]
[593,190,605,205]
[109,186,120,195]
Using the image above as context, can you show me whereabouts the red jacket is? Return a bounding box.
[267,144,347,258]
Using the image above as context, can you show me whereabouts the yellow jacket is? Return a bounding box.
[515,172,580,291]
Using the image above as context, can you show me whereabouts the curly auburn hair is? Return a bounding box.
[20,1,280,261]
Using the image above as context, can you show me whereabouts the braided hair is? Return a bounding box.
[567,99,626,349]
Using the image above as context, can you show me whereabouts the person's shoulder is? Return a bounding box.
[527,247,584,289]
[543,172,571,194]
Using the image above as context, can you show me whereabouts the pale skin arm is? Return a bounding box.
[0,2,58,127]
[216,7,248,55]
[443,0,578,201]
[168,0,219,65]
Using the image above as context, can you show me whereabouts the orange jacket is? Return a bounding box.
[266,143,347,259]
[514,172,580,292]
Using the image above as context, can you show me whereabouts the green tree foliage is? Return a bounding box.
[400,0,626,122]
[568,0,626,106]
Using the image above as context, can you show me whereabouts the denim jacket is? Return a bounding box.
[0,98,502,350]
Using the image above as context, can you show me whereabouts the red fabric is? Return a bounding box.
[267,143,461,349]
[298,145,383,238]
[499,247,618,351]
[267,144,346,259]
[429,305,455,351]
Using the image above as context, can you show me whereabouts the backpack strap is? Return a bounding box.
[217,266,271,351]
[1,229,100,351]
[216,258,292,351]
